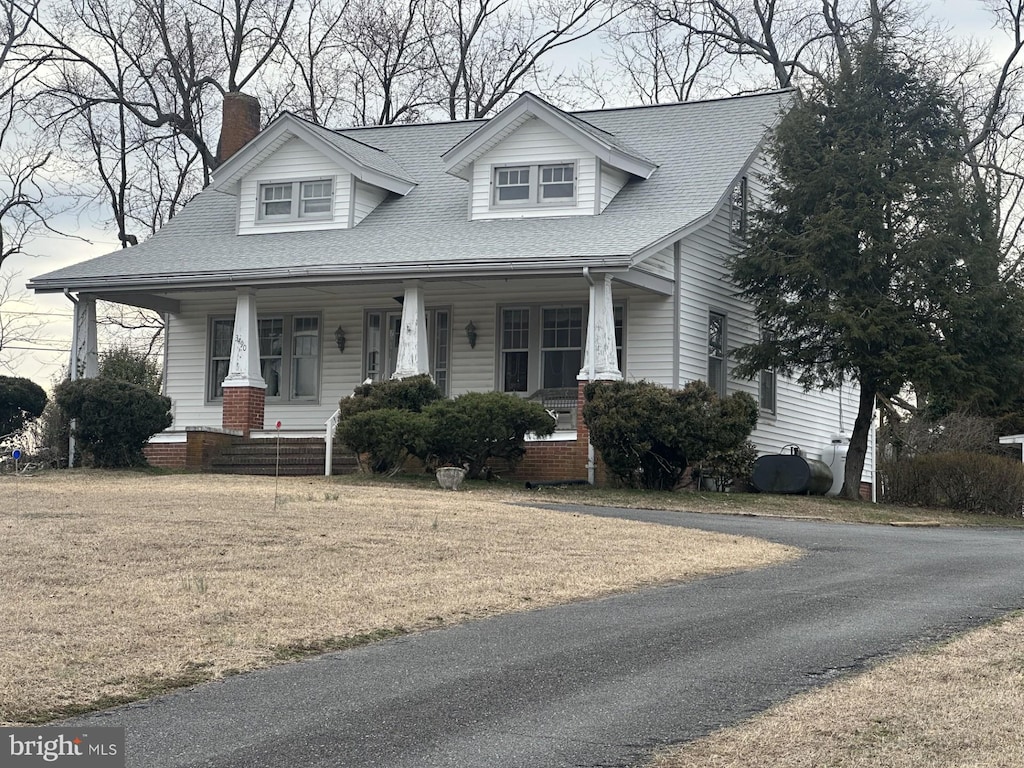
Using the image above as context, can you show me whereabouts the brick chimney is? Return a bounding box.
[217,92,261,164]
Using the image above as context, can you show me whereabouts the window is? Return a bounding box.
[209,318,234,399]
[501,308,530,392]
[708,311,727,397]
[540,164,575,200]
[363,308,451,395]
[759,330,776,414]
[730,175,748,240]
[258,179,333,221]
[208,314,320,402]
[492,163,576,206]
[499,303,626,393]
[541,307,583,388]
[495,167,531,202]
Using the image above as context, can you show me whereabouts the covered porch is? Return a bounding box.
[64,266,675,482]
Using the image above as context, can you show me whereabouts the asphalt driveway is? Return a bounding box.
[69,506,1024,767]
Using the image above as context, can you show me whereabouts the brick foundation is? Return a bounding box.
[510,380,609,486]
[143,443,187,469]
[222,386,265,436]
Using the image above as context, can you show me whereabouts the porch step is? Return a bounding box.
[208,437,358,476]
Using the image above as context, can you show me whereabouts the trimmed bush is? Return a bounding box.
[336,408,428,475]
[583,379,758,490]
[337,374,443,421]
[0,375,47,440]
[54,378,172,467]
[423,391,555,478]
[882,451,1024,516]
[336,375,444,474]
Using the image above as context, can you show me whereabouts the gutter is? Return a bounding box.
[29,257,635,295]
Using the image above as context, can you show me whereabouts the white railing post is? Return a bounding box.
[325,408,341,476]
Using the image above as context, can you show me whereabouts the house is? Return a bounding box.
[28,89,874,491]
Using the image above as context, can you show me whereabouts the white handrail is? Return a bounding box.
[324,408,341,476]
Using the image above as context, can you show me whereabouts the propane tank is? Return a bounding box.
[826,433,850,496]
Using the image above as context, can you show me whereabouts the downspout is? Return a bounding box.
[582,267,596,486]
[64,289,78,469]
[673,242,681,389]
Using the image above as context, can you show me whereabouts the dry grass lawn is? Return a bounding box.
[0,470,796,726]
[650,613,1024,768]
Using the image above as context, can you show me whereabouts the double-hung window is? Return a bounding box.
[499,304,625,393]
[759,330,776,415]
[541,307,583,388]
[208,314,321,401]
[363,308,451,395]
[258,179,333,221]
[708,311,727,397]
[493,163,576,207]
[730,175,748,240]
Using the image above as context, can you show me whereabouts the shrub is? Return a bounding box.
[54,378,172,467]
[882,451,1024,516]
[99,343,163,394]
[583,380,758,490]
[423,391,555,478]
[697,439,759,492]
[336,375,443,474]
[336,408,429,475]
[337,374,443,421]
[0,375,47,440]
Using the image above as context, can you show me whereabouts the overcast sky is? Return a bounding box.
[3,0,1014,390]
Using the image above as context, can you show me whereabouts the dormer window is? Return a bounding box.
[492,163,576,207]
[259,179,333,221]
[541,164,574,200]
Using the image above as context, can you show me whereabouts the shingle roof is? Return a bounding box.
[30,90,793,293]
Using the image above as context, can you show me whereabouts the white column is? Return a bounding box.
[223,288,266,389]
[74,293,99,378]
[579,273,622,381]
[392,281,430,379]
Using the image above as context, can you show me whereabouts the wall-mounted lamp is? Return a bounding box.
[465,320,477,349]
[334,325,346,353]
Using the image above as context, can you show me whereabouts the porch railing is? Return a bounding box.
[324,408,341,476]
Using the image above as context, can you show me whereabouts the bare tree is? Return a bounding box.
[428,0,618,120]
[0,0,59,272]
[30,0,294,180]
[0,270,48,373]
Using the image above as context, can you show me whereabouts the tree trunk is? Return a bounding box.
[842,383,876,499]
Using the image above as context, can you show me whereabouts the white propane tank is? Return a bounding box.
[825,433,850,496]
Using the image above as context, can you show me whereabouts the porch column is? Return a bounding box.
[392,280,430,379]
[579,272,621,382]
[221,288,266,435]
[72,293,99,379]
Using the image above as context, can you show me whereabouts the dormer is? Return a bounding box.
[211,112,416,235]
[442,93,657,221]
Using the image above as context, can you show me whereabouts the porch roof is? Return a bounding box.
[29,90,793,296]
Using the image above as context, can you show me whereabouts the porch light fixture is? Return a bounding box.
[465,320,477,349]
[334,325,346,353]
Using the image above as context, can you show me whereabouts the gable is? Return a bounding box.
[469,118,597,219]
[238,137,354,234]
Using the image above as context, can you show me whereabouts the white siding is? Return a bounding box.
[672,152,874,480]
[470,118,596,220]
[238,137,353,234]
[162,192,874,483]
[353,181,389,225]
[637,244,675,281]
[165,277,656,432]
[600,163,629,211]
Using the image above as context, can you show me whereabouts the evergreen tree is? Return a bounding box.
[731,44,1022,498]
